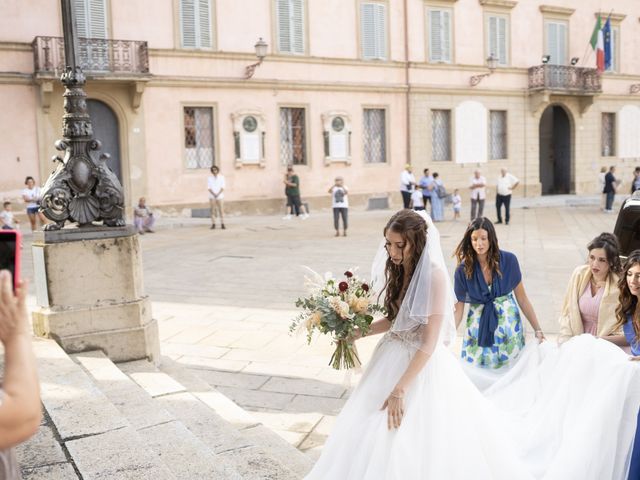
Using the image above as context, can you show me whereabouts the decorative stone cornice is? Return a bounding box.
[594,12,626,23]
[479,0,517,9]
[539,5,575,17]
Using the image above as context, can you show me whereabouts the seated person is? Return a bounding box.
[558,233,624,346]
[133,197,155,234]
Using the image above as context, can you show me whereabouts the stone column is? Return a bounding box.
[32,226,160,363]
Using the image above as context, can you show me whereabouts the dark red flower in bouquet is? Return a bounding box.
[344,271,354,278]
[361,283,369,292]
[339,281,349,292]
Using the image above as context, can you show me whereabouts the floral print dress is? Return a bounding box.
[461,286,525,369]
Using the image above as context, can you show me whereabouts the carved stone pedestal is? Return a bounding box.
[32,226,160,363]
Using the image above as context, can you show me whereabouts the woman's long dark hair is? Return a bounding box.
[614,250,640,338]
[587,232,622,274]
[382,210,427,322]
[454,217,501,279]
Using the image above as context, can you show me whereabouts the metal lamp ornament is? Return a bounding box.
[39,0,125,231]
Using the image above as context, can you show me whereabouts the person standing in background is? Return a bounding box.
[207,165,226,229]
[400,164,416,209]
[329,176,348,237]
[452,189,462,221]
[283,165,309,220]
[21,177,44,232]
[603,166,618,214]
[418,168,434,215]
[495,168,519,225]
[631,167,640,195]
[469,170,486,221]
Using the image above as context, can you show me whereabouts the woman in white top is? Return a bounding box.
[21,176,44,232]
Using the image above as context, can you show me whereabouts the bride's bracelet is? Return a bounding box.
[534,329,544,336]
[390,392,404,399]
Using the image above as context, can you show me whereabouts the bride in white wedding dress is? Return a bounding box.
[304,209,640,480]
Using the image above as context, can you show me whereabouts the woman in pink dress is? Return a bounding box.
[557,232,624,345]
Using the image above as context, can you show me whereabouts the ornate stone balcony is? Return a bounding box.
[528,65,601,115]
[528,64,601,94]
[33,36,149,77]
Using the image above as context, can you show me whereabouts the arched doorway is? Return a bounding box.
[87,99,122,182]
[539,105,572,194]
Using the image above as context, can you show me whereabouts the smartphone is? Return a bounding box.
[0,230,20,290]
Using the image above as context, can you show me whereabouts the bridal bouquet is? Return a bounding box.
[290,269,384,370]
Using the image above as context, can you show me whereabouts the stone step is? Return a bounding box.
[119,357,310,479]
[29,338,175,480]
[72,350,242,480]
[155,356,314,478]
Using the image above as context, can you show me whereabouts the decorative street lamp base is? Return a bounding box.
[31,225,160,364]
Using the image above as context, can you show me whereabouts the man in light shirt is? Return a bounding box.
[207,165,226,229]
[496,168,519,225]
[469,170,486,221]
[400,164,416,209]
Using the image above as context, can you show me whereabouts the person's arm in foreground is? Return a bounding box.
[0,271,41,449]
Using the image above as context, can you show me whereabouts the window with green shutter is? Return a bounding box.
[360,2,387,60]
[276,0,305,55]
[487,14,508,66]
[180,0,212,50]
[427,7,452,63]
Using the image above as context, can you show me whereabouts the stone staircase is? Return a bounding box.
[14,338,313,479]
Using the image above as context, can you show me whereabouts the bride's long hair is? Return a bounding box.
[614,250,640,338]
[382,210,427,322]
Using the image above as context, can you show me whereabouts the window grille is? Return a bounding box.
[280,107,307,165]
[601,113,615,157]
[363,109,386,163]
[489,110,507,160]
[431,110,451,161]
[184,107,214,169]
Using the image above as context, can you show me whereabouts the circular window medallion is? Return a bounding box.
[332,116,345,132]
[243,116,258,132]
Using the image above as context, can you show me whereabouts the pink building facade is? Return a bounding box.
[2,0,640,215]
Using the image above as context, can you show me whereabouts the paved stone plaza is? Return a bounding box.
[20,200,617,463]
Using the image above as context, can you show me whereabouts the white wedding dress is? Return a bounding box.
[305,214,640,480]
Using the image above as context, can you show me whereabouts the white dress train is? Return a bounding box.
[305,333,640,480]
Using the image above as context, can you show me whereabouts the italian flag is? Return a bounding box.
[590,14,605,72]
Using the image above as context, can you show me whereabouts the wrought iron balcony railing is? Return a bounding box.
[528,64,601,94]
[33,36,149,76]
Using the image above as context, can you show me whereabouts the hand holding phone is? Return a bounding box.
[0,230,21,291]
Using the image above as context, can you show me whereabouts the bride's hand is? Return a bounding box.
[630,356,640,362]
[535,330,546,343]
[381,390,405,430]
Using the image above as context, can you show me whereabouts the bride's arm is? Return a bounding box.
[352,318,391,339]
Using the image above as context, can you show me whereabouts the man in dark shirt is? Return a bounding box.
[603,165,618,213]
[283,165,309,219]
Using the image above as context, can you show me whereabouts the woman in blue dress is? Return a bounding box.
[614,250,640,479]
[429,172,445,222]
[454,217,545,371]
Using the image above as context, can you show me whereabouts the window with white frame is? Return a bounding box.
[489,110,507,160]
[280,107,307,165]
[276,0,305,54]
[601,113,615,157]
[545,20,567,65]
[363,109,386,163]
[184,107,215,169]
[486,14,508,66]
[427,7,452,63]
[432,110,451,161]
[361,2,387,60]
[73,0,107,38]
[180,0,212,49]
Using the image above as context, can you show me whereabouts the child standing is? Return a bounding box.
[0,202,19,230]
[329,177,349,237]
[410,186,425,211]
[452,189,462,221]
